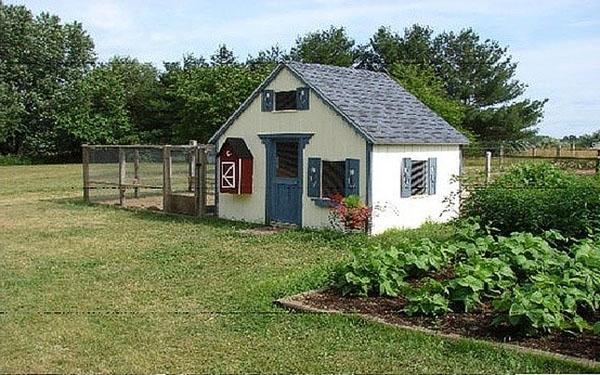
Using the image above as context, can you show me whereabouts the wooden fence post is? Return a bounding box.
[532,147,537,157]
[163,146,172,213]
[596,150,600,175]
[485,151,492,185]
[118,148,126,206]
[499,145,504,168]
[556,144,562,157]
[571,142,576,155]
[82,144,90,203]
[195,146,208,217]
[133,149,140,198]
[188,140,197,192]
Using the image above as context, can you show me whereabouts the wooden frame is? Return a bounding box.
[82,142,215,217]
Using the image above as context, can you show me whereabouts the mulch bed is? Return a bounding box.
[285,288,599,362]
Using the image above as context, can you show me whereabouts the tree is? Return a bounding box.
[55,64,135,150]
[363,25,546,142]
[561,130,600,147]
[169,62,271,143]
[102,57,168,142]
[390,63,469,138]
[368,25,434,70]
[210,44,238,66]
[246,45,288,70]
[290,26,357,67]
[0,3,95,156]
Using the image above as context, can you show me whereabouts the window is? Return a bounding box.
[410,160,427,196]
[307,158,360,200]
[321,161,345,198]
[275,91,297,111]
[275,141,298,178]
[401,157,437,198]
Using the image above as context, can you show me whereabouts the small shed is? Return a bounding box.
[209,62,468,234]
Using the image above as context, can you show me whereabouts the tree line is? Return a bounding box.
[1,2,550,160]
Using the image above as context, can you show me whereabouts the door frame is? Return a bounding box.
[259,133,313,226]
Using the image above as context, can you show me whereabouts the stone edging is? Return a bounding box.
[274,289,599,368]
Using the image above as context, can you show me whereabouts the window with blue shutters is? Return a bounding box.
[263,88,310,112]
[401,157,437,198]
[308,158,360,203]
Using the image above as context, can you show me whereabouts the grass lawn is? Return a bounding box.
[0,164,597,373]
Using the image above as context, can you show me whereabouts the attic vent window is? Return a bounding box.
[275,91,297,111]
[261,87,309,112]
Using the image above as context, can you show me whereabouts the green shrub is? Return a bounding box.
[0,154,33,165]
[463,162,600,238]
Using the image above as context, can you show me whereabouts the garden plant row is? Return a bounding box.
[329,163,600,355]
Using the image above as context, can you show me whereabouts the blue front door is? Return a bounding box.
[269,140,301,224]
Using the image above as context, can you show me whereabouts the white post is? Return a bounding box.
[163,146,172,213]
[188,140,197,192]
[118,148,126,206]
[485,151,492,185]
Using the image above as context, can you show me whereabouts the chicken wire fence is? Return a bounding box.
[83,143,216,215]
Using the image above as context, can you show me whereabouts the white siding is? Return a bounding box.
[217,67,367,228]
[370,144,461,234]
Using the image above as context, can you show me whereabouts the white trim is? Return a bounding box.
[221,162,236,189]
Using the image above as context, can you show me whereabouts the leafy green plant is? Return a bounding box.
[335,220,600,335]
[337,245,406,297]
[404,278,451,316]
[449,256,516,312]
[492,273,593,333]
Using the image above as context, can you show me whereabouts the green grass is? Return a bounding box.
[0,164,597,373]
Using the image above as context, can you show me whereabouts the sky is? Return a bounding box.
[9,0,600,137]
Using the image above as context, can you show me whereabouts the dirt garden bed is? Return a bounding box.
[277,288,599,362]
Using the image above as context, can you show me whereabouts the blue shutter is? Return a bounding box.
[307,157,321,197]
[401,158,412,198]
[296,87,309,110]
[344,158,360,196]
[428,157,437,195]
[261,90,274,112]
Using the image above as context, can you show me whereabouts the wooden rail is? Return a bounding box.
[82,142,216,217]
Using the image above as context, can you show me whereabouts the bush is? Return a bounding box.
[463,162,600,238]
[328,194,372,232]
[0,154,33,165]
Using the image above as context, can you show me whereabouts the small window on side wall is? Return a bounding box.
[401,157,437,198]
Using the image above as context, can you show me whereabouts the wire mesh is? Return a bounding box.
[86,144,216,214]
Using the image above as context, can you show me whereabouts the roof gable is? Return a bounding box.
[209,62,468,145]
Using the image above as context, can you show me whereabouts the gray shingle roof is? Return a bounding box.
[209,62,468,145]
[286,62,468,145]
